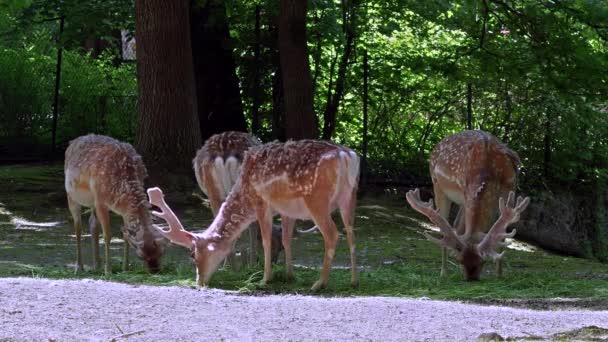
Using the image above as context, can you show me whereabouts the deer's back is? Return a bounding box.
[240,140,359,214]
[430,130,520,205]
[64,134,147,213]
[193,131,261,200]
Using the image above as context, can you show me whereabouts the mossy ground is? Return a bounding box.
[1,163,608,304]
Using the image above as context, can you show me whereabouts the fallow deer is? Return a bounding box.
[193,131,282,267]
[64,134,165,275]
[149,140,360,291]
[406,130,530,280]
[193,131,260,267]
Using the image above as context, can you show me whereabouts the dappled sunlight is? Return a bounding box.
[1,202,63,232]
[291,263,371,271]
[12,217,63,231]
[506,239,537,253]
[0,260,42,271]
[0,205,12,216]
[402,214,440,233]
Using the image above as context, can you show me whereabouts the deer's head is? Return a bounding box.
[146,187,229,286]
[125,212,166,273]
[407,190,529,281]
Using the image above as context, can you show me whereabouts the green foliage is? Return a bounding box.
[0,44,137,146]
[6,0,133,48]
[1,0,608,185]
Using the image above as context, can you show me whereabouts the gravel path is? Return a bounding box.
[1,277,607,341]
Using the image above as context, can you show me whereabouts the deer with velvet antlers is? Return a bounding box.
[193,131,282,268]
[193,131,260,268]
[406,130,530,280]
[149,140,360,290]
[65,134,165,275]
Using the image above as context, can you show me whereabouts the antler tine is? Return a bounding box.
[406,189,464,251]
[147,187,196,248]
[478,191,530,257]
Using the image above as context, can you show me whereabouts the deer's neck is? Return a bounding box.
[123,207,149,244]
[203,183,256,244]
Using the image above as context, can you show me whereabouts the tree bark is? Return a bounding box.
[269,11,286,141]
[134,0,201,180]
[321,0,356,140]
[361,49,369,188]
[251,5,262,136]
[190,0,247,143]
[466,82,473,130]
[544,111,552,179]
[51,16,64,155]
[278,0,317,140]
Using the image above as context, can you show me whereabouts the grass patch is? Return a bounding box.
[1,163,608,302]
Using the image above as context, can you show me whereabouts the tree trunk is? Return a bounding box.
[466,82,473,130]
[544,111,551,179]
[251,5,262,136]
[51,16,64,155]
[361,49,369,188]
[278,0,317,140]
[272,65,286,141]
[322,0,356,140]
[190,0,247,143]
[269,11,286,141]
[134,0,201,183]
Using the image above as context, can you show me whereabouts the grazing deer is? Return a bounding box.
[64,134,165,275]
[406,130,530,280]
[149,140,360,291]
[193,131,282,267]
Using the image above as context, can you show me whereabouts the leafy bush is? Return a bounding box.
[0,42,136,150]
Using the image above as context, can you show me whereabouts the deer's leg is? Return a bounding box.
[495,257,503,277]
[280,216,296,280]
[339,188,358,288]
[68,196,83,273]
[122,229,129,272]
[453,206,465,235]
[305,194,339,291]
[309,213,338,291]
[256,207,274,285]
[95,204,113,276]
[433,187,452,278]
[88,211,101,270]
[211,197,237,271]
[248,223,258,268]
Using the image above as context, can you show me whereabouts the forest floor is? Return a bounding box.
[1,163,608,341]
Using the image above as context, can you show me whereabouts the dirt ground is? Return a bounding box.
[1,277,608,342]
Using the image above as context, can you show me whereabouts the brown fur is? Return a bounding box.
[192,131,264,267]
[151,140,360,290]
[409,130,527,281]
[65,134,165,274]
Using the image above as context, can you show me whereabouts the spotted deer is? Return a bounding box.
[406,130,530,280]
[149,140,359,291]
[64,134,165,275]
[193,131,282,267]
